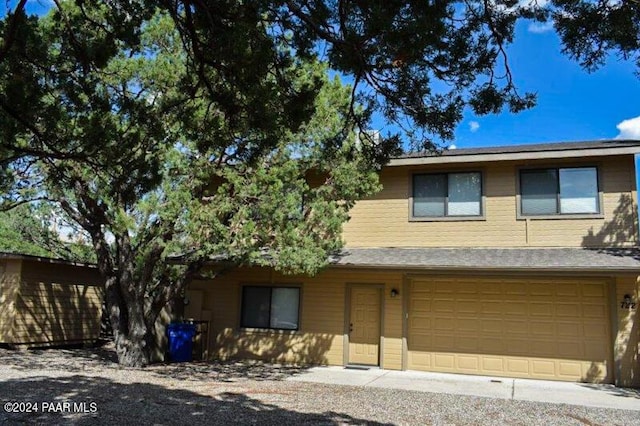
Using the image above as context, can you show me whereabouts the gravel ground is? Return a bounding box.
[0,344,637,425]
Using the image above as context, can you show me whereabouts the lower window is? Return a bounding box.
[241,286,300,330]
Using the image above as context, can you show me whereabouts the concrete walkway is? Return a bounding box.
[287,366,640,411]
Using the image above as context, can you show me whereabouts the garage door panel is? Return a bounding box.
[455,336,479,352]
[584,341,610,359]
[559,361,582,377]
[435,282,452,293]
[456,318,479,332]
[407,276,613,383]
[456,301,479,314]
[481,319,503,334]
[457,356,479,370]
[479,338,505,353]
[556,322,581,336]
[409,317,431,330]
[529,340,559,356]
[530,321,555,335]
[558,342,582,357]
[503,302,528,315]
[557,284,580,296]
[433,299,455,313]
[582,304,607,319]
[583,322,608,338]
[480,282,502,294]
[556,303,580,317]
[432,335,455,350]
[506,358,529,374]
[505,320,528,334]
[529,283,553,296]
[434,353,455,368]
[582,284,606,297]
[482,357,504,372]
[481,301,502,314]
[456,283,478,294]
[529,303,554,317]
[411,299,431,312]
[532,360,556,376]
[505,282,527,295]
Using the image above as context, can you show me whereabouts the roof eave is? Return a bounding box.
[329,263,640,275]
[0,252,97,268]
[388,146,640,167]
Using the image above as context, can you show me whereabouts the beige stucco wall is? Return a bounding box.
[188,267,404,370]
[191,267,640,386]
[614,276,640,387]
[343,155,638,248]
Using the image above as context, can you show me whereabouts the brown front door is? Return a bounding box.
[348,286,381,365]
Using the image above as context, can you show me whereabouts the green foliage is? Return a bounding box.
[0,204,95,262]
[551,0,640,73]
[0,5,385,365]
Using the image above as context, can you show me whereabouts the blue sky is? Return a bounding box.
[448,20,640,150]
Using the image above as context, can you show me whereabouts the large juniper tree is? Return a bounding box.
[3,0,630,366]
[0,5,384,366]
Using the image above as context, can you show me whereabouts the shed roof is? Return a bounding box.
[0,251,97,268]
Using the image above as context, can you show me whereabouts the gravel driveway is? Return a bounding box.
[0,344,637,425]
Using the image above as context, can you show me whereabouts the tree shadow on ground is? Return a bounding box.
[147,359,310,382]
[0,375,390,425]
[0,344,310,382]
[579,384,640,399]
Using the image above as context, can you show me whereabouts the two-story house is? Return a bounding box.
[186,140,640,387]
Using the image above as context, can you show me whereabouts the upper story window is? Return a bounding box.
[412,172,483,219]
[519,166,600,216]
[240,286,300,330]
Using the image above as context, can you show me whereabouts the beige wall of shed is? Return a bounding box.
[0,260,21,343]
[343,155,638,248]
[10,260,103,346]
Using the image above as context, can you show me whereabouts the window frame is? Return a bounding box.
[409,170,486,221]
[239,284,302,332]
[516,165,604,219]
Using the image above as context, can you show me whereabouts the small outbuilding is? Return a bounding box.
[0,252,103,347]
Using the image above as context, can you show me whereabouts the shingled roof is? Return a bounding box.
[389,139,640,166]
[328,247,640,273]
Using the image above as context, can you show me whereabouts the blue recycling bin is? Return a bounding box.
[167,322,196,362]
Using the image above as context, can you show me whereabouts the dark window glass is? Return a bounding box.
[241,287,271,328]
[241,286,300,330]
[559,168,599,213]
[413,172,482,217]
[413,174,446,216]
[520,167,599,215]
[521,169,558,215]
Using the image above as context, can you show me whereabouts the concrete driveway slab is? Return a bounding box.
[287,366,640,411]
[288,366,388,386]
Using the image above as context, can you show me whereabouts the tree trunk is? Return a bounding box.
[104,275,153,367]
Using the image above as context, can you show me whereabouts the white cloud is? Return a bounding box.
[615,116,640,139]
[528,21,554,34]
[448,144,457,150]
[469,121,480,133]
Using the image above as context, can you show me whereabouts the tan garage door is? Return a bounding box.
[407,276,613,383]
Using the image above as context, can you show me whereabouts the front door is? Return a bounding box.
[348,286,381,365]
